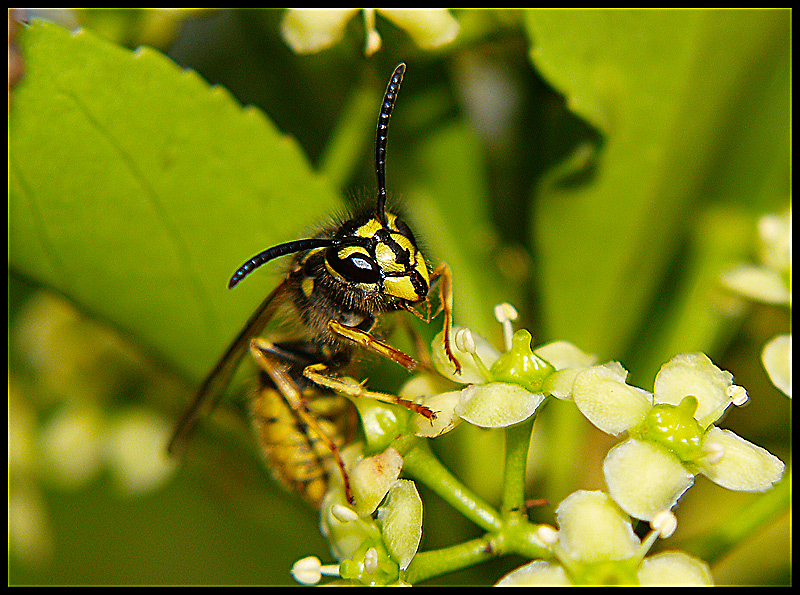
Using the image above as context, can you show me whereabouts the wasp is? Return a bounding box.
[168,63,459,508]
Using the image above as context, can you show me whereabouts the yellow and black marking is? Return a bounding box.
[250,376,354,508]
[168,63,458,508]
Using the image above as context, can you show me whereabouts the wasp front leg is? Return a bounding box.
[429,262,460,374]
[249,338,354,506]
[328,319,418,371]
[303,362,436,421]
[328,261,459,375]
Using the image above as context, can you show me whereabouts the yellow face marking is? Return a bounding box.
[337,245,369,259]
[383,276,420,301]
[375,242,404,274]
[327,212,430,300]
[355,218,383,239]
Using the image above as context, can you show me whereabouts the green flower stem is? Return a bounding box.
[502,415,536,515]
[402,519,550,583]
[680,466,791,565]
[403,535,497,584]
[397,437,503,532]
[503,517,552,561]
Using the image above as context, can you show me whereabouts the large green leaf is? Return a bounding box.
[9,20,343,382]
[523,10,790,362]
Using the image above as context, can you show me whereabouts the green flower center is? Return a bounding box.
[635,396,705,463]
[489,329,555,392]
[567,558,641,586]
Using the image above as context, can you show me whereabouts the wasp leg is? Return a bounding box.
[303,362,436,421]
[250,338,354,505]
[328,320,418,371]
[397,313,435,373]
[429,262,460,374]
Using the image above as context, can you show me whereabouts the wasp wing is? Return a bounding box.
[168,279,290,456]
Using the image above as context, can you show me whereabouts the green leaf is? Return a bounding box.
[9,20,343,382]
[523,10,790,359]
[403,120,512,335]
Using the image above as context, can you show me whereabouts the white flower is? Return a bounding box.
[761,334,791,398]
[315,444,423,585]
[720,209,791,306]
[496,491,713,586]
[570,353,785,520]
[281,9,459,56]
[425,322,555,433]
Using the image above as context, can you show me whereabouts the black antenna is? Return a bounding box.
[228,238,338,289]
[375,63,406,224]
[229,63,408,291]
[228,234,378,289]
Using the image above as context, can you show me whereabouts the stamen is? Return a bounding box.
[727,384,749,407]
[650,509,678,539]
[536,524,559,548]
[364,547,379,573]
[332,503,359,522]
[455,328,493,381]
[455,327,476,354]
[494,302,519,352]
[291,556,341,585]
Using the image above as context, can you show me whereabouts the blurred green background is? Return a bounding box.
[9,9,790,585]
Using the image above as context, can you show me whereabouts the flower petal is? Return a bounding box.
[697,427,785,491]
[377,479,423,570]
[320,483,369,562]
[496,560,571,586]
[103,408,177,495]
[535,340,597,370]
[351,447,403,515]
[762,334,792,398]
[541,368,582,400]
[556,490,640,562]
[653,353,732,425]
[572,364,652,435]
[637,551,713,585]
[455,382,544,428]
[604,439,694,521]
[280,9,358,54]
[720,265,790,304]
[411,390,462,437]
[757,211,791,273]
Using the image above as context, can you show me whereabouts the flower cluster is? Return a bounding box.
[290,302,785,585]
[419,307,785,522]
[497,491,713,586]
[575,354,784,520]
[280,9,459,57]
[292,444,423,586]
[720,208,791,398]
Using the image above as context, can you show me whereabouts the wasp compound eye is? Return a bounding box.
[327,245,381,284]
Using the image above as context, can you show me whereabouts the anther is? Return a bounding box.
[650,509,678,539]
[727,385,749,407]
[364,547,379,573]
[494,302,519,352]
